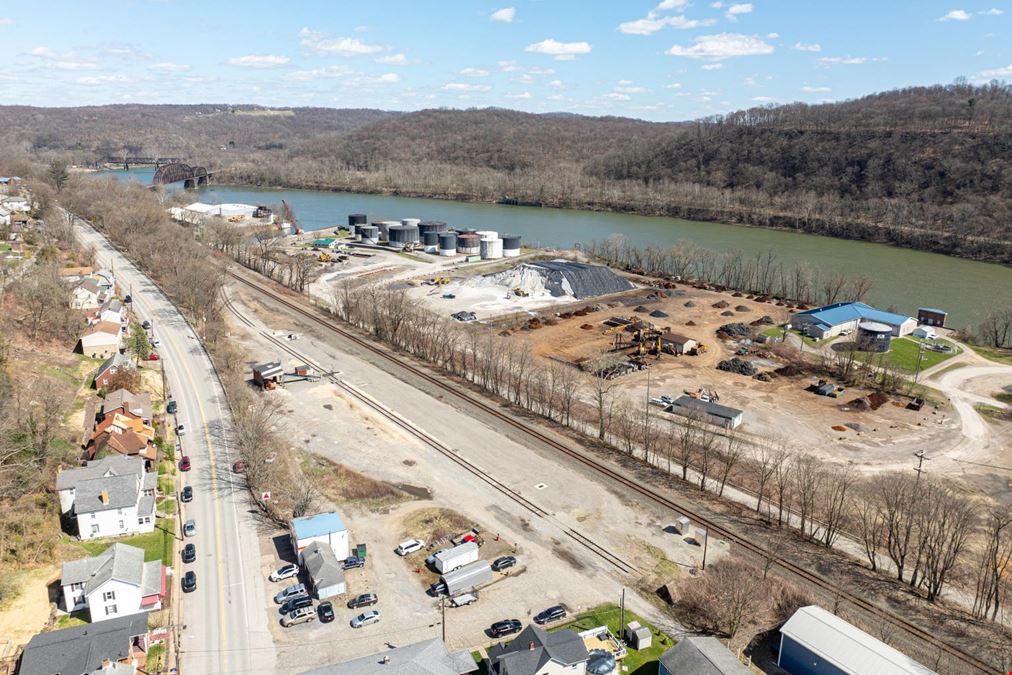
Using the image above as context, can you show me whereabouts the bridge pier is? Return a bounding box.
[184,179,196,189]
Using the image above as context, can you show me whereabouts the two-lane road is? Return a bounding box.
[72,216,276,674]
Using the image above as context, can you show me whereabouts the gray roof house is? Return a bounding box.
[101,389,153,424]
[487,624,589,675]
[303,541,346,599]
[57,455,149,493]
[17,612,150,675]
[56,456,157,539]
[301,638,478,675]
[658,637,749,675]
[61,543,165,618]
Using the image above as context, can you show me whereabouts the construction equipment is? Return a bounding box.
[318,253,332,262]
[513,287,529,297]
[684,387,719,403]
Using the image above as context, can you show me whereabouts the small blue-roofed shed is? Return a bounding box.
[290,511,349,563]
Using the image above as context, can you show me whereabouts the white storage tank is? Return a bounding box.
[402,218,421,227]
[476,230,498,241]
[360,225,379,244]
[502,234,521,257]
[438,232,458,256]
[480,238,503,259]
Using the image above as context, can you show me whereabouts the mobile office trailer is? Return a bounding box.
[433,541,479,574]
[440,560,492,596]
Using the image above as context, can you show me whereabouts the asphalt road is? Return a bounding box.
[72,217,276,674]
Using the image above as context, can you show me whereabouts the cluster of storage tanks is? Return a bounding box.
[347,213,520,259]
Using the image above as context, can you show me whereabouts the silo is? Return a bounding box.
[476,230,499,241]
[419,220,448,236]
[438,232,458,256]
[456,233,480,255]
[348,213,367,228]
[402,218,421,227]
[502,234,521,257]
[422,231,440,253]
[857,321,893,352]
[480,238,503,259]
[360,225,379,244]
[388,224,420,249]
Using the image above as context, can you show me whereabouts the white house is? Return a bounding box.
[0,206,9,227]
[290,511,349,563]
[97,299,127,325]
[61,543,165,621]
[1,196,30,213]
[487,625,589,675]
[78,322,122,360]
[912,326,938,340]
[72,278,105,310]
[56,456,156,540]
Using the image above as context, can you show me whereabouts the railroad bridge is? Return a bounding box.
[152,162,215,188]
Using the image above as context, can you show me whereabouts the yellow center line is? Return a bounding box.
[88,226,232,673]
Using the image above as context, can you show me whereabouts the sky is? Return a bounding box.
[0,1,1009,122]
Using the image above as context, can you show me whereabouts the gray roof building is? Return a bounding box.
[101,389,153,423]
[658,637,748,675]
[303,541,345,597]
[62,543,162,597]
[487,624,589,675]
[301,637,478,675]
[18,612,149,675]
[74,473,141,514]
[57,455,147,491]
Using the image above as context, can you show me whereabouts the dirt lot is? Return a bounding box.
[503,282,956,463]
[0,565,57,655]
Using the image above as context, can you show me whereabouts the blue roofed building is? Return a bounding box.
[290,511,349,563]
[790,302,916,340]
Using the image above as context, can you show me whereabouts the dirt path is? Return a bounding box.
[0,565,57,653]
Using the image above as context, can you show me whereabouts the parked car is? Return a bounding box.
[449,593,477,607]
[395,538,424,556]
[180,486,193,503]
[176,423,186,436]
[342,556,364,570]
[150,338,160,347]
[492,555,517,572]
[317,601,335,623]
[166,400,178,415]
[274,583,306,604]
[232,460,246,474]
[347,593,378,609]
[182,543,196,563]
[141,320,152,330]
[351,610,381,628]
[183,519,196,537]
[124,294,132,304]
[179,456,191,472]
[269,564,299,582]
[280,595,313,615]
[534,605,567,625]
[182,571,197,592]
[281,606,316,627]
[146,352,160,361]
[489,619,522,638]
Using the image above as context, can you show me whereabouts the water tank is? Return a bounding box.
[360,225,379,244]
[402,218,421,227]
[348,213,367,227]
[480,238,503,259]
[502,234,521,257]
[476,230,498,241]
[857,321,893,352]
[587,651,617,675]
[419,220,448,235]
[458,228,477,236]
[438,232,458,256]
[388,224,420,248]
[422,231,439,252]
[456,233,480,254]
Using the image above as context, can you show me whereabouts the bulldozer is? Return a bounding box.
[318,253,332,263]
[513,287,529,297]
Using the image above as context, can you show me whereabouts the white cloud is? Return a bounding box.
[818,55,881,65]
[710,1,724,7]
[227,55,290,68]
[299,28,384,56]
[665,82,683,89]
[979,63,1012,77]
[743,76,757,86]
[766,32,780,38]
[801,85,831,93]
[529,67,555,75]
[701,63,724,70]
[498,60,520,72]
[604,92,631,101]
[938,9,971,21]
[371,73,400,84]
[54,60,100,71]
[460,67,490,77]
[505,91,532,99]
[656,0,690,9]
[376,53,409,65]
[31,46,56,57]
[525,39,592,60]
[619,15,716,35]
[513,73,535,84]
[148,62,190,72]
[491,7,516,23]
[976,49,985,56]
[288,65,354,81]
[0,18,15,26]
[615,84,647,93]
[548,79,563,88]
[77,75,130,85]
[794,42,821,52]
[980,8,1003,15]
[752,95,776,102]
[667,33,774,59]
[725,3,753,21]
[443,82,491,91]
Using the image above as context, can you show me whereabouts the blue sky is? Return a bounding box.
[1,1,1009,121]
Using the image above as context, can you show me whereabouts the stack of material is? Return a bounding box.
[717,357,757,376]
[528,260,634,299]
[717,323,752,338]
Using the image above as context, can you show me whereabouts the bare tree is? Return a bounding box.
[820,464,856,548]
[772,447,795,527]
[793,454,824,539]
[715,427,745,497]
[973,504,1012,621]
[853,482,885,571]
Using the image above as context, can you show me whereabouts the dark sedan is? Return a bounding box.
[347,593,378,609]
[182,543,196,563]
[489,619,522,638]
[318,601,335,623]
[182,571,197,593]
[342,556,365,570]
[492,555,516,572]
[534,605,567,625]
[180,486,193,503]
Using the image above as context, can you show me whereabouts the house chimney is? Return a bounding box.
[101,659,111,667]
[380,656,391,664]
[528,641,535,651]
[100,490,109,504]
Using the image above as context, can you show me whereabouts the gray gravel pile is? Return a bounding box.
[530,260,635,299]
[717,357,757,376]
[718,323,752,337]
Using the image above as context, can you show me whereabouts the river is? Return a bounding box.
[97,167,1011,329]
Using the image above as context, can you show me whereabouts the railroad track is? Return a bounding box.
[222,289,639,576]
[226,268,994,674]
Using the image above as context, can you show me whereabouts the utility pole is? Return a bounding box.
[913,341,927,385]
[913,450,930,482]
[701,528,710,570]
[619,588,625,640]
[441,595,446,644]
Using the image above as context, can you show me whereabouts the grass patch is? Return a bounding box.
[55,611,89,628]
[470,651,490,675]
[878,337,959,373]
[552,603,674,675]
[994,392,1012,405]
[402,507,475,545]
[77,517,175,566]
[156,497,176,511]
[929,361,969,380]
[971,344,1012,365]
[157,474,174,496]
[976,404,1011,422]
[298,451,410,512]
[147,644,166,672]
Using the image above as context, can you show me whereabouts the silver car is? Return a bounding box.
[281,606,316,627]
[183,519,196,537]
[351,610,381,628]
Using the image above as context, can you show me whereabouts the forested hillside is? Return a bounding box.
[3,82,1012,263]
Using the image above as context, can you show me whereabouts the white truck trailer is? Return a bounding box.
[441,560,492,596]
[433,541,479,574]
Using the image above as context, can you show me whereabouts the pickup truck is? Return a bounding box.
[450,593,477,607]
